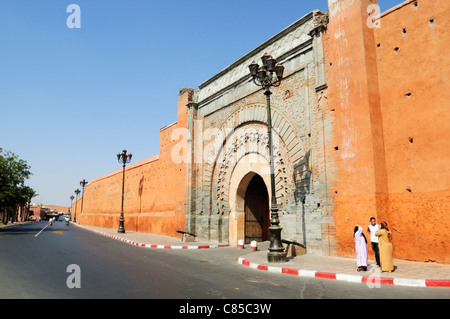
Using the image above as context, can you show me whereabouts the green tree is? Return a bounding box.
[20,186,38,221]
[0,148,35,224]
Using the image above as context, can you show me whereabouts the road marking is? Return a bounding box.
[35,223,50,237]
[53,231,63,235]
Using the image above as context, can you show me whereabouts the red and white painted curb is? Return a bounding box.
[238,257,450,288]
[94,230,228,249]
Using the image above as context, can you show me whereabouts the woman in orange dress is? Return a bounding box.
[375,221,394,272]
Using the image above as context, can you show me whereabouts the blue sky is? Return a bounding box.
[0,0,403,206]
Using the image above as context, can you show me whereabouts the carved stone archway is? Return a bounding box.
[210,122,294,214]
[200,104,302,244]
[209,122,296,245]
[204,104,302,209]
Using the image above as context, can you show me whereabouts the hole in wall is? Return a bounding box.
[394,47,399,53]
[284,90,293,100]
[409,137,414,143]
[406,92,412,98]
[429,18,435,26]
[402,28,407,34]
[377,43,381,47]
[334,146,339,150]
[406,188,412,193]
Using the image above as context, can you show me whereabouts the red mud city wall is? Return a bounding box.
[324,0,450,263]
[72,89,193,237]
[374,0,450,262]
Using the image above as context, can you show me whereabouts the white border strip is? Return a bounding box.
[238,257,449,288]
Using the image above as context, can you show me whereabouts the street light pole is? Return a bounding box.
[74,189,80,223]
[117,149,132,233]
[80,179,88,217]
[69,195,74,220]
[248,53,287,263]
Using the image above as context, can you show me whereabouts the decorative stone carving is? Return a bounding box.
[208,120,294,216]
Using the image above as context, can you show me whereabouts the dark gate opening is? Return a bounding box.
[244,174,269,244]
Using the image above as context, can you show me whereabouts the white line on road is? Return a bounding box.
[35,223,50,237]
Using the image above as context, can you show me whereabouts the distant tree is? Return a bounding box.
[25,187,38,221]
[0,148,35,224]
[17,186,38,221]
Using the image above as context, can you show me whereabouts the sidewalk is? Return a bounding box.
[74,223,450,288]
[238,242,450,288]
[0,221,30,229]
[73,223,228,249]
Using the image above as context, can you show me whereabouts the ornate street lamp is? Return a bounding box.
[70,195,74,220]
[249,53,287,263]
[80,179,88,216]
[117,148,132,233]
[74,189,80,223]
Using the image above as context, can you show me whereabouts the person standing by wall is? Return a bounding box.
[354,226,368,271]
[367,217,380,267]
[375,221,394,272]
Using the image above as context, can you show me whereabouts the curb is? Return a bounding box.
[238,257,450,288]
[0,222,30,229]
[94,230,228,249]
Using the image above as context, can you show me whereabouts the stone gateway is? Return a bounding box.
[184,10,332,255]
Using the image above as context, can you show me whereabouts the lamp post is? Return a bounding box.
[80,179,88,217]
[74,189,80,223]
[248,53,287,263]
[117,148,132,233]
[70,195,74,220]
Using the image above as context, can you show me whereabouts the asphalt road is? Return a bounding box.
[0,222,448,303]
